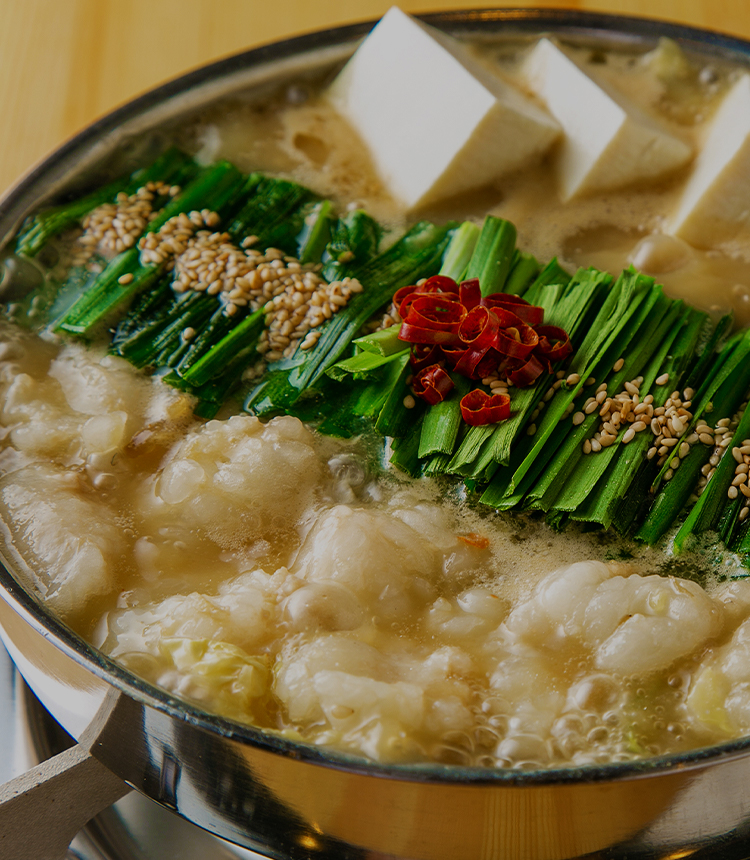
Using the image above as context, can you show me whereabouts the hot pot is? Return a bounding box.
[2,10,750,860]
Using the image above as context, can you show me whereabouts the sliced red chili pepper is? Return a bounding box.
[453,346,492,379]
[409,343,444,371]
[494,319,539,360]
[440,343,466,367]
[483,293,544,326]
[413,364,455,406]
[507,353,546,387]
[402,295,466,332]
[420,274,459,294]
[460,389,512,426]
[398,323,459,345]
[458,305,500,350]
[473,347,503,380]
[459,278,481,310]
[535,325,573,362]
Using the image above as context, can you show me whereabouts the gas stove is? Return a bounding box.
[0,641,265,860]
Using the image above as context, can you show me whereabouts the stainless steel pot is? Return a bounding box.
[2,10,750,860]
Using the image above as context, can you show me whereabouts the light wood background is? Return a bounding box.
[1,1,749,197]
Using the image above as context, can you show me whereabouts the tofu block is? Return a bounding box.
[669,73,750,248]
[326,7,560,210]
[523,38,692,200]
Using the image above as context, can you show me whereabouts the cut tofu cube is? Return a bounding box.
[523,38,692,200]
[668,73,750,248]
[326,7,560,210]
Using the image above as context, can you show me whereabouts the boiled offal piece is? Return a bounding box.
[326,6,560,210]
[522,38,693,200]
[668,73,750,248]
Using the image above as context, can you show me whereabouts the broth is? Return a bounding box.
[1,27,750,769]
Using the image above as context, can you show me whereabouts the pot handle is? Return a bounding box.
[0,742,131,860]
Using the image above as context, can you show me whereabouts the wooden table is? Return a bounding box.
[1,1,748,197]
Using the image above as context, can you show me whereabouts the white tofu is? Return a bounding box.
[668,73,750,248]
[523,38,692,200]
[326,7,560,210]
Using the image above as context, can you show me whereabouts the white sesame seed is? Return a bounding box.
[572,412,585,426]
[613,358,624,372]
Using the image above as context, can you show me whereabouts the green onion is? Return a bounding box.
[320,209,381,282]
[504,251,540,296]
[439,221,480,281]
[15,147,196,259]
[464,216,516,296]
[55,161,244,336]
[418,374,472,459]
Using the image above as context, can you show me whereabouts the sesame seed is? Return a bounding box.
[117,273,134,285]
[655,373,670,386]
[729,486,739,500]
[566,373,580,386]
[613,358,624,372]
[583,439,592,454]
[572,411,585,426]
[403,395,416,409]
[679,441,691,458]
[622,427,635,444]
[527,423,537,436]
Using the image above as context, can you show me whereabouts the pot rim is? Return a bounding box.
[2,5,750,789]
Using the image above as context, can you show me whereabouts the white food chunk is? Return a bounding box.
[505,560,721,675]
[294,504,443,621]
[275,634,389,723]
[275,634,429,762]
[0,464,124,618]
[668,74,750,247]
[142,414,322,547]
[104,569,280,657]
[523,38,692,200]
[49,344,155,418]
[583,573,721,674]
[327,7,559,209]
